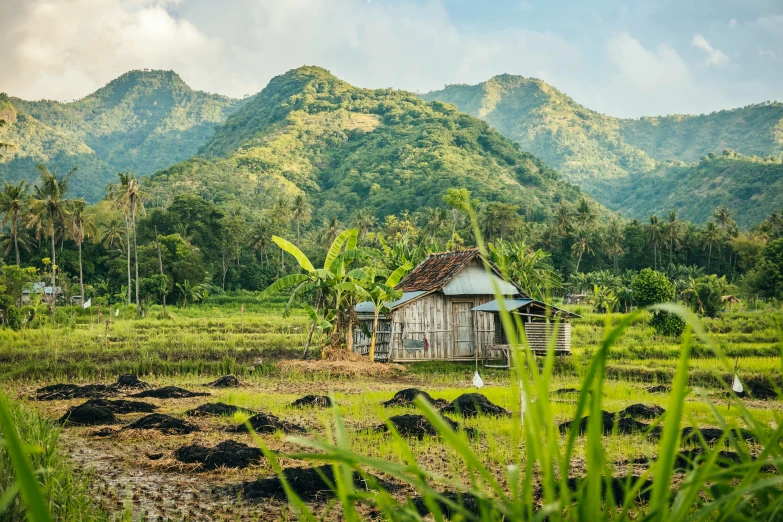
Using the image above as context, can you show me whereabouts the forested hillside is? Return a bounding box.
[602,150,783,227]
[424,75,783,224]
[149,66,586,223]
[0,70,241,201]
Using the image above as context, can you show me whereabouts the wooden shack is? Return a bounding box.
[353,249,576,363]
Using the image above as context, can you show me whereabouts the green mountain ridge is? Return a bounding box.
[148,66,586,222]
[0,70,242,201]
[424,76,783,224]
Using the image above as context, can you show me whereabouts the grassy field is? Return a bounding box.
[1,297,782,520]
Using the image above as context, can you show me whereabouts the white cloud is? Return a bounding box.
[729,18,738,28]
[692,34,730,66]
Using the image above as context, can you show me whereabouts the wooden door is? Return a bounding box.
[452,301,475,357]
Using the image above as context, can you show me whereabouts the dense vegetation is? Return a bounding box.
[0,70,241,201]
[424,76,783,223]
[149,66,584,222]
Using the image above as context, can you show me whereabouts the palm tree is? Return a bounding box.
[423,207,449,239]
[575,197,596,229]
[0,180,29,265]
[713,205,733,231]
[291,194,311,243]
[101,218,125,253]
[71,200,97,305]
[249,219,273,267]
[28,165,75,315]
[107,173,146,313]
[606,216,623,272]
[702,221,721,273]
[665,210,681,265]
[322,216,342,246]
[355,208,377,239]
[571,227,594,273]
[646,215,663,270]
[554,200,571,238]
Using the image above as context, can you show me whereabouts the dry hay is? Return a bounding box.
[130,386,210,399]
[234,464,385,501]
[125,413,200,435]
[290,395,332,408]
[175,440,263,470]
[186,402,256,417]
[59,403,118,426]
[382,388,449,408]
[278,359,406,378]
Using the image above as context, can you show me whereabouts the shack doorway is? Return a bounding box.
[452,301,475,357]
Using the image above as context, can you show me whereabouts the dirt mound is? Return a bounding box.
[237,465,381,501]
[742,375,779,399]
[374,414,477,440]
[58,403,117,426]
[618,404,665,420]
[278,359,406,378]
[558,411,650,436]
[207,375,241,388]
[230,412,306,434]
[186,402,255,417]
[82,398,157,414]
[680,426,757,445]
[291,395,332,408]
[647,385,670,394]
[552,388,581,396]
[36,383,117,401]
[565,476,653,505]
[382,388,449,408]
[175,440,263,470]
[114,374,149,389]
[412,491,485,518]
[440,393,511,417]
[125,414,199,435]
[130,386,210,399]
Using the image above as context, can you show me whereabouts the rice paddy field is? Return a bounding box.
[1,298,782,521]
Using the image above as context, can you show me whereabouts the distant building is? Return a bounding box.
[21,282,62,304]
[353,249,577,364]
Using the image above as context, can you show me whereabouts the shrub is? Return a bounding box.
[632,268,682,336]
[5,305,21,330]
[697,275,723,317]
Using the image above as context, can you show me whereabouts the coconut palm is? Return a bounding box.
[107,173,146,313]
[28,165,75,315]
[606,216,623,272]
[665,210,681,265]
[571,227,594,274]
[291,194,311,244]
[554,200,571,238]
[702,221,721,273]
[576,197,596,230]
[101,218,125,253]
[71,200,97,305]
[355,208,377,239]
[249,219,273,268]
[713,205,734,231]
[646,215,664,270]
[322,216,342,246]
[0,179,29,265]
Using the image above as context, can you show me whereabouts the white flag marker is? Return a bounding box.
[732,373,744,394]
[472,371,484,389]
[115,308,119,317]
[82,298,91,309]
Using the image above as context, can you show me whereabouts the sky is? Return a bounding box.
[1,0,782,118]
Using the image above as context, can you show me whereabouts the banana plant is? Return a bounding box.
[359,262,412,361]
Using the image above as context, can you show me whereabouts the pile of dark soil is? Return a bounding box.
[440,394,511,417]
[58,403,117,426]
[237,465,382,501]
[207,375,241,388]
[291,395,332,408]
[82,398,157,414]
[558,411,650,436]
[739,375,779,400]
[130,386,210,399]
[36,383,117,401]
[374,414,478,440]
[382,388,449,408]
[411,491,485,518]
[230,412,306,434]
[175,440,262,470]
[680,426,757,445]
[186,402,255,417]
[618,404,665,420]
[647,385,670,394]
[114,374,149,389]
[125,414,199,435]
[552,388,581,396]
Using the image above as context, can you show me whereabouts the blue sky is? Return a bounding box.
[1,0,781,117]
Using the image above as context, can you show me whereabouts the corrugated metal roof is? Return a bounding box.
[355,291,427,314]
[472,299,533,312]
[442,264,519,295]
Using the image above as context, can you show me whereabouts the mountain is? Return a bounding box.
[600,151,783,228]
[0,70,241,201]
[148,66,587,222]
[423,75,783,224]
